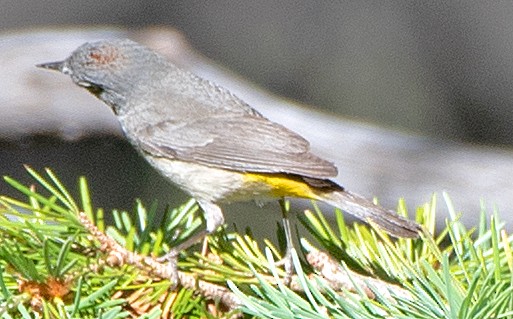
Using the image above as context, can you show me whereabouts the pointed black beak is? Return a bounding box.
[36,61,65,72]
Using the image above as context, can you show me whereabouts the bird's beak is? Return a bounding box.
[36,61,65,72]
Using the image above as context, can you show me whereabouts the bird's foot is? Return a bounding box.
[274,249,294,286]
[157,250,180,289]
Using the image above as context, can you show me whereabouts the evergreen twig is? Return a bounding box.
[0,166,511,318]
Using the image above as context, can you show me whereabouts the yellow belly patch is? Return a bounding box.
[242,173,319,199]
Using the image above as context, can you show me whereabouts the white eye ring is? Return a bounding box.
[77,81,92,88]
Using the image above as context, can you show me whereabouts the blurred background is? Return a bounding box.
[5,1,513,143]
[2,1,513,237]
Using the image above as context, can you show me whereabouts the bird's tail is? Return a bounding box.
[317,189,421,238]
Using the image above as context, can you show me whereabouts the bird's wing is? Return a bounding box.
[137,115,338,179]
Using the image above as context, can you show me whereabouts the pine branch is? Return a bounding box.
[0,166,511,318]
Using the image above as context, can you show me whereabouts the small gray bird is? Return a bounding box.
[38,39,420,280]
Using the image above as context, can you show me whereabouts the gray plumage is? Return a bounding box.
[59,39,338,179]
[38,39,421,247]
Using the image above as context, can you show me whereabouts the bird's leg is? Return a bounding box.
[157,200,224,288]
[275,198,294,284]
[157,229,208,287]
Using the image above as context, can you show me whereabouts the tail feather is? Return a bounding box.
[319,189,421,238]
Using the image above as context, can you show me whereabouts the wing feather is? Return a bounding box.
[138,115,338,178]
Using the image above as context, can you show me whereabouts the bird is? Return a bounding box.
[38,39,421,282]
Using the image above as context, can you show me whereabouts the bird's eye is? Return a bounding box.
[85,84,105,96]
[74,77,105,96]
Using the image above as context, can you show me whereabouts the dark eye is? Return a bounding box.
[77,80,104,95]
[85,83,105,96]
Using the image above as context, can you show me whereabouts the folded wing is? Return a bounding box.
[138,115,338,179]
